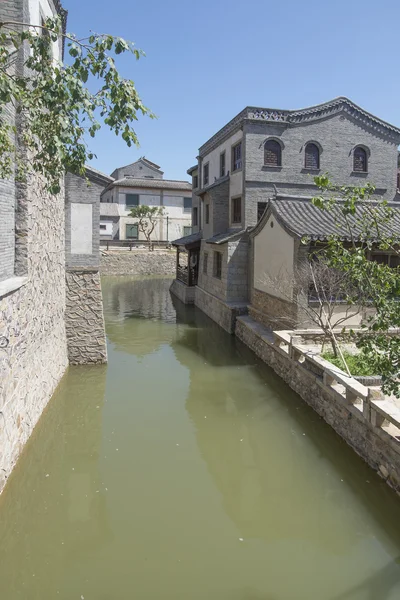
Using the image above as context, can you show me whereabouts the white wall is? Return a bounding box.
[29,0,62,61]
[202,130,243,200]
[99,221,113,236]
[109,186,191,241]
[254,215,295,301]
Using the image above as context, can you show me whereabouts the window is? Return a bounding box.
[126,194,139,206]
[41,16,52,59]
[183,197,192,213]
[397,172,400,191]
[193,175,198,188]
[232,196,241,224]
[126,224,138,239]
[203,163,209,187]
[257,202,267,221]
[183,226,192,236]
[203,252,208,275]
[205,203,210,225]
[232,142,242,171]
[220,151,226,177]
[264,140,282,167]
[371,253,400,268]
[213,251,222,279]
[353,147,368,172]
[193,206,198,226]
[100,224,107,231]
[304,143,320,170]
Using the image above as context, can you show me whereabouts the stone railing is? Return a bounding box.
[273,330,400,444]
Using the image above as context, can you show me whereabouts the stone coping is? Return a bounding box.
[0,276,28,299]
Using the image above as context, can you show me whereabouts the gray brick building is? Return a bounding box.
[171,97,400,332]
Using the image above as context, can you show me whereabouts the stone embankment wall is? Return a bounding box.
[101,249,176,276]
[195,286,247,334]
[65,270,107,365]
[0,180,68,494]
[236,315,400,494]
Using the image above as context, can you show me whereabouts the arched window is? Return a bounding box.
[264,140,282,167]
[304,143,320,170]
[353,147,368,172]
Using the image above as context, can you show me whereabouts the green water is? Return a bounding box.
[1,276,400,600]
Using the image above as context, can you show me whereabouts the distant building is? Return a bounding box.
[100,157,192,242]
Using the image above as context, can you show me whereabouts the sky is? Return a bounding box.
[64,0,400,181]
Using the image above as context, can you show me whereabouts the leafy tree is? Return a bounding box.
[128,205,165,250]
[0,16,154,193]
[312,175,400,396]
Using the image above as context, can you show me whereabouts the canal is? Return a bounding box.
[1,277,400,599]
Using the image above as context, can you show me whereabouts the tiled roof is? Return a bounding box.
[268,197,400,241]
[85,165,114,186]
[206,229,247,244]
[171,231,202,247]
[100,203,119,217]
[109,177,192,191]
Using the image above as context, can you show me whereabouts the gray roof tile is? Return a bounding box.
[109,177,192,191]
[100,203,119,217]
[270,197,400,241]
[171,231,202,247]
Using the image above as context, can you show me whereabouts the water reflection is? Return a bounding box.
[0,366,110,599]
[0,277,400,599]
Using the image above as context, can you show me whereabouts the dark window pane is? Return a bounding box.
[232,143,242,171]
[232,197,241,223]
[213,251,222,279]
[203,252,208,274]
[257,202,267,221]
[203,164,209,186]
[183,197,192,212]
[264,140,282,167]
[220,152,226,177]
[305,143,320,170]
[126,224,138,239]
[354,147,367,172]
[126,194,139,206]
[193,207,198,226]
[205,204,210,224]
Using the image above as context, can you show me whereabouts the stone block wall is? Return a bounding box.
[197,238,249,304]
[170,279,195,304]
[100,250,176,276]
[198,240,228,301]
[65,270,107,365]
[195,286,247,334]
[249,288,297,330]
[0,176,68,494]
[65,172,102,270]
[226,239,249,302]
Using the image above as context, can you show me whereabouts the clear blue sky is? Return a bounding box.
[65,0,400,181]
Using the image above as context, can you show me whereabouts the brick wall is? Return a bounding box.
[65,172,104,269]
[244,114,399,227]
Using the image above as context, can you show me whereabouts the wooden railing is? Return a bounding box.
[100,239,170,250]
[177,265,189,285]
[176,265,198,287]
